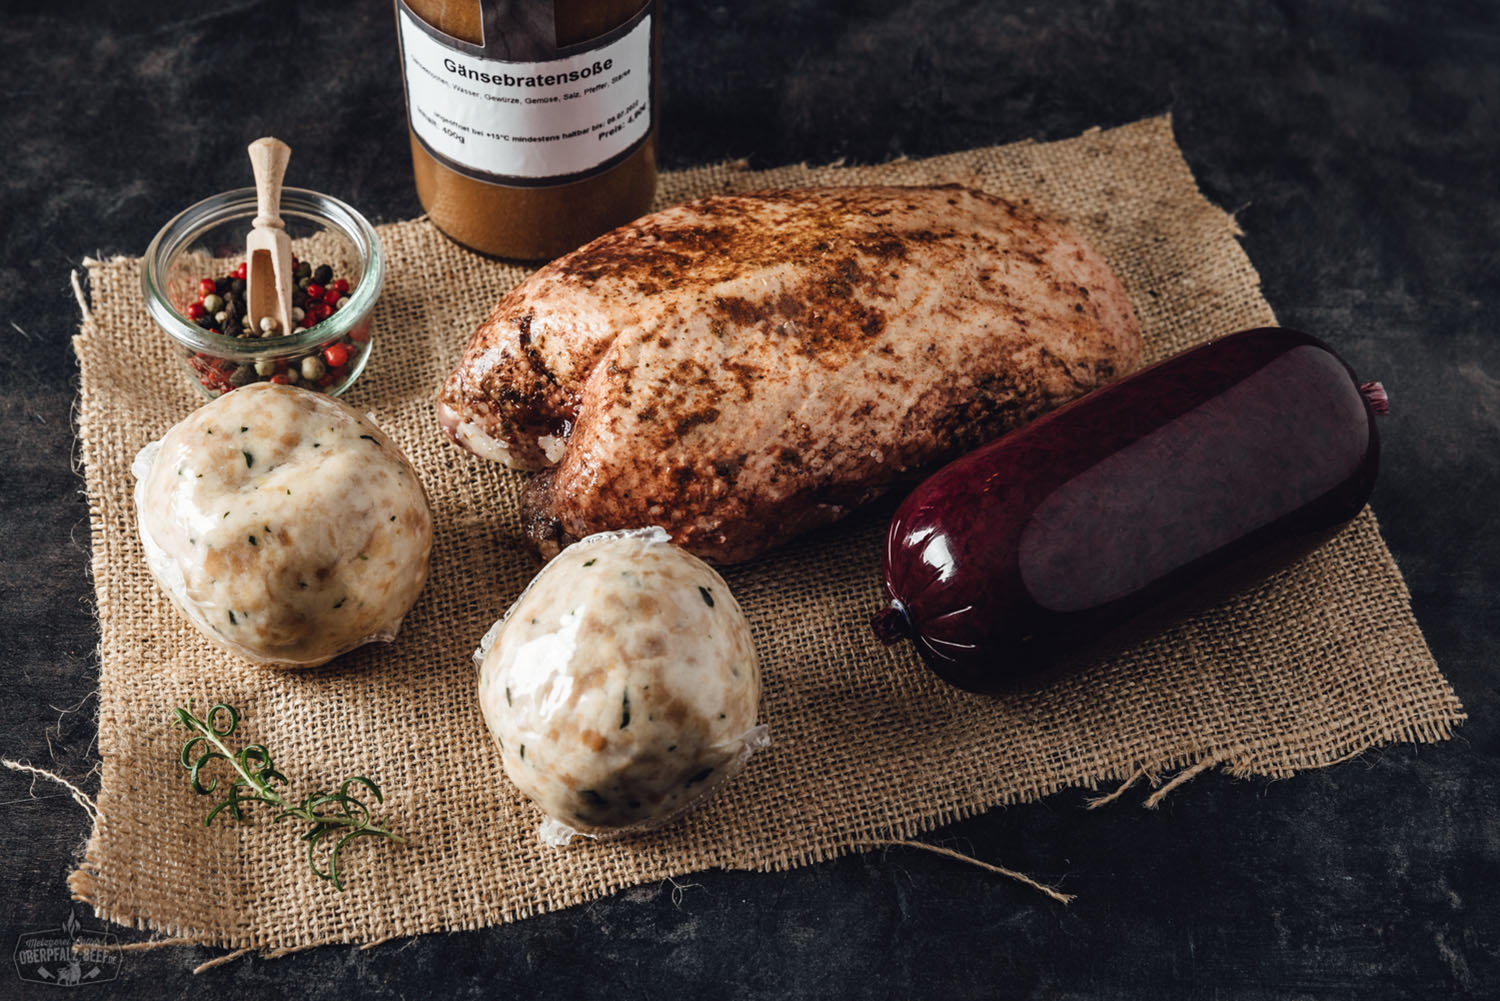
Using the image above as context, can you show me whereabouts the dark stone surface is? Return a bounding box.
[1,0,1496,997]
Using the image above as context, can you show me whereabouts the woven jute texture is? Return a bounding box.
[69,115,1464,953]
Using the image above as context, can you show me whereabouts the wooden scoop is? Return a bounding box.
[246,137,294,338]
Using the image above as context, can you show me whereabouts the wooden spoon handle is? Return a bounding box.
[248,137,291,230]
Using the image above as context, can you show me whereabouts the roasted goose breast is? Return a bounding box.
[438,185,1141,563]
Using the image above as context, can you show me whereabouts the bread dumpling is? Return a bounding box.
[133,383,433,666]
[477,528,766,841]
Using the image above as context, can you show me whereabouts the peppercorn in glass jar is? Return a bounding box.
[143,187,385,399]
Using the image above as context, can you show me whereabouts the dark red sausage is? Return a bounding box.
[872,327,1384,693]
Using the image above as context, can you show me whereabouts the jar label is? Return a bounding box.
[397,1,654,187]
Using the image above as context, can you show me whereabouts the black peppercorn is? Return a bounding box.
[183,258,359,394]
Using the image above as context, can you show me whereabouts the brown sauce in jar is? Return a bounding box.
[398,0,658,260]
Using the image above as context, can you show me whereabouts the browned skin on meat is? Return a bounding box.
[438,185,1142,563]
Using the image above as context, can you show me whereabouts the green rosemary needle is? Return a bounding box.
[172,702,404,890]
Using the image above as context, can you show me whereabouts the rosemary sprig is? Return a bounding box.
[172,702,404,890]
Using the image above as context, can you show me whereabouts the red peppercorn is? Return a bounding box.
[348,325,369,343]
[305,283,324,300]
[274,358,288,372]
[322,343,349,368]
[269,373,289,385]
[299,314,316,329]
[333,279,350,295]
[186,302,206,320]
[313,302,332,321]
[322,287,341,306]
[318,374,335,388]
[198,278,217,296]
[233,262,247,280]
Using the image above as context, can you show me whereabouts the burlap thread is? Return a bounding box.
[67,115,1464,953]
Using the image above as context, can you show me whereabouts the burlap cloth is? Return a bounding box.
[68,115,1463,953]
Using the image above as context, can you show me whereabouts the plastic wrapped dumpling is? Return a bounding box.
[133,383,434,667]
[476,528,768,844]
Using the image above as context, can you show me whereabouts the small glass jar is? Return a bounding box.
[143,187,385,399]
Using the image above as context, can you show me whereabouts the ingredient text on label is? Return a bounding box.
[398,9,652,183]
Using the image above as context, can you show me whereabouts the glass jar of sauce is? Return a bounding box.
[395,0,658,260]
